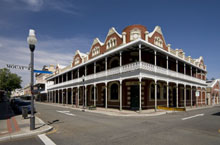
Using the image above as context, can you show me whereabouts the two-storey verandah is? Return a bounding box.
[46,39,207,111]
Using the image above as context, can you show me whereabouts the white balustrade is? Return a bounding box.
[107,67,120,76]
[141,62,155,72]
[48,61,206,90]
[96,71,106,78]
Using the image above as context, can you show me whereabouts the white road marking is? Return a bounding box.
[38,134,56,145]
[182,114,204,120]
[56,110,75,116]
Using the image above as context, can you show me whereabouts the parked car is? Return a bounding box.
[15,101,32,114]
[10,98,23,110]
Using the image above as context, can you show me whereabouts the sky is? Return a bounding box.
[0,0,220,87]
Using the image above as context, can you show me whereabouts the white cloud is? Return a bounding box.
[2,0,79,15]
[0,36,91,87]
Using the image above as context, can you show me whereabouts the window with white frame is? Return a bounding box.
[107,38,117,49]
[74,57,80,65]
[154,36,163,47]
[92,46,100,56]
[130,28,141,41]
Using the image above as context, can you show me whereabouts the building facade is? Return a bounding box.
[206,79,219,105]
[34,65,55,101]
[46,24,207,111]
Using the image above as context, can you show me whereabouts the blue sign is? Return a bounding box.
[34,70,53,74]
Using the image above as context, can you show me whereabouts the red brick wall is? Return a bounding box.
[72,53,82,67]
[122,24,147,43]
[148,31,168,51]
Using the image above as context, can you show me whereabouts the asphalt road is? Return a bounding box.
[2,103,220,145]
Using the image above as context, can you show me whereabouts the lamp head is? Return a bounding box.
[27,29,37,48]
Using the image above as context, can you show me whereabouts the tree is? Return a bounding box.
[0,68,22,92]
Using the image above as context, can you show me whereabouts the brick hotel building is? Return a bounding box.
[46,24,207,111]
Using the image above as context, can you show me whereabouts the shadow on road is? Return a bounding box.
[47,119,60,125]
[212,112,220,116]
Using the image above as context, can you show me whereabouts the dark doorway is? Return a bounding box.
[56,92,58,103]
[68,90,71,104]
[102,88,106,107]
[130,85,139,110]
[172,88,177,107]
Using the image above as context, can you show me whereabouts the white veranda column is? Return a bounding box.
[105,82,108,109]
[167,82,169,107]
[155,80,157,111]
[184,85,186,108]
[66,88,68,105]
[77,86,79,107]
[191,86,192,107]
[176,84,178,108]
[120,80,122,111]
[94,84,96,106]
[58,90,60,104]
[72,88,74,106]
[139,78,142,112]
[85,86,87,107]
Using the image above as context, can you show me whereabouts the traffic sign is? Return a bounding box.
[6,64,30,70]
[34,70,53,74]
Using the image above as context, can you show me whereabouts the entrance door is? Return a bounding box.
[130,85,139,110]
[172,88,176,107]
[102,88,106,107]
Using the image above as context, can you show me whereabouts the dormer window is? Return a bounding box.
[107,38,117,49]
[75,57,80,65]
[154,36,163,47]
[130,28,141,41]
[92,46,100,56]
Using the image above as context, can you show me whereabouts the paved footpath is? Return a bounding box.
[0,101,52,143]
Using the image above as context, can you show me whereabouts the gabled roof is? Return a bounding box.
[149,26,163,37]
[207,79,219,87]
[74,50,87,58]
[148,25,167,45]
[195,56,203,63]
[92,38,104,46]
[103,27,122,43]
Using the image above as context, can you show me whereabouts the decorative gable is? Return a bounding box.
[130,28,141,41]
[88,38,103,59]
[72,50,83,67]
[104,27,122,51]
[148,26,168,51]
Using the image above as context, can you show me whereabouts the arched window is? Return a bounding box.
[150,84,155,99]
[154,36,163,48]
[110,83,118,100]
[92,46,100,56]
[109,57,119,68]
[163,86,167,99]
[107,38,117,49]
[75,57,80,65]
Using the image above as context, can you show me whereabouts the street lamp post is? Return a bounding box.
[82,75,85,108]
[27,29,37,130]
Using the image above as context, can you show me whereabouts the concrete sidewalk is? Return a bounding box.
[36,102,173,117]
[0,115,53,143]
[37,102,216,117]
[0,101,53,143]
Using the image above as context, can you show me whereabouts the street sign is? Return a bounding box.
[34,70,53,74]
[6,64,30,70]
